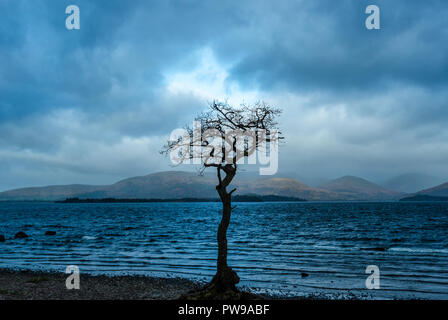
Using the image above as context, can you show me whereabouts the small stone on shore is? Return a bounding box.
[14,232,28,239]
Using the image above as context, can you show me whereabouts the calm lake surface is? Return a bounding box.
[1,201,447,299]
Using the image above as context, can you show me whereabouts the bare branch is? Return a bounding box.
[160,100,284,172]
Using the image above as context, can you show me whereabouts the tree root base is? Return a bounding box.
[179,266,264,300]
[180,268,264,300]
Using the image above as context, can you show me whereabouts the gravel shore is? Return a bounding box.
[0,269,203,300]
[0,269,374,300]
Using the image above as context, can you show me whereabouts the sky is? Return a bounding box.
[1,0,448,191]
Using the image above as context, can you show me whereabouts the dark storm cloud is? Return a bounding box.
[0,0,448,190]
[229,0,448,92]
[0,0,233,122]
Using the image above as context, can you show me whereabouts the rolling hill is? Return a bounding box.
[318,175,401,200]
[235,177,339,200]
[411,181,448,197]
[0,184,106,201]
[383,173,444,193]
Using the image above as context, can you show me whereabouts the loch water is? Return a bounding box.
[0,201,447,299]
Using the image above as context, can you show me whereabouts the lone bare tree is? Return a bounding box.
[161,101,283,298]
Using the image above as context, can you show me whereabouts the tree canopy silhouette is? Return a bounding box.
[161,101,283,298]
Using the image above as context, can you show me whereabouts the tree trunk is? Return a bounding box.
[210,165,240,292]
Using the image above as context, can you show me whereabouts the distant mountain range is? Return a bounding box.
[0,171,416,201]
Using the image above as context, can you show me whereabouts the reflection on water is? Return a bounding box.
[0,201,447,299]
